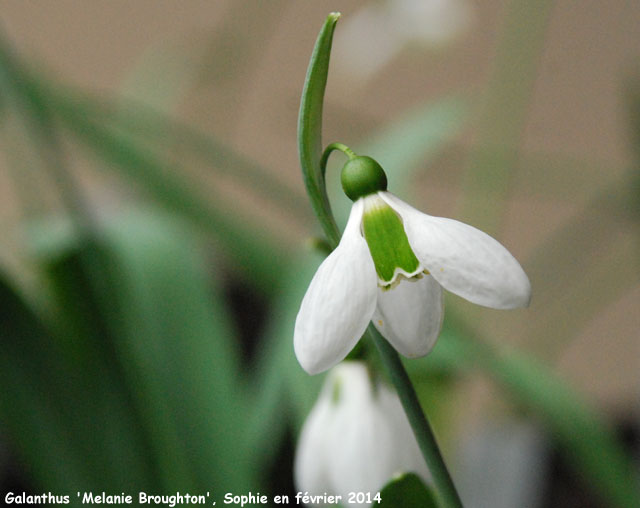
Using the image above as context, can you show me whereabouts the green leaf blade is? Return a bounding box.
[298,12,341,247]
[379,473,439,508]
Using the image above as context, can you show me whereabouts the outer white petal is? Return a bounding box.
[381,192,531,309]
[325,364,390,506]
[372,275,443,358]
[293,385,334,501]
[294,200,378,374]
[294,363,379,507]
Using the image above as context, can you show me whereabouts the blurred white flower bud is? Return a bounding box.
[294,362,430,507]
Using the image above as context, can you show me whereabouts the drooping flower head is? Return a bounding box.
[295,154,531,374]
[294,362,430,507]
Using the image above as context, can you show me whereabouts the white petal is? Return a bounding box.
[295,363,381,505]
[372,275,443,358]
[381,192,531,309]
[294,200,378,374]
[294,386,334,499]
[295,363,431,504]
[323,363,431,501]
[326,364,386,495]
[327,395,396,506]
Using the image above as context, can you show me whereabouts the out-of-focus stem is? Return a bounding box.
[368,325,463,508]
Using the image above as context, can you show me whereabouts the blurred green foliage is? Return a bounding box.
[379,473,439,508]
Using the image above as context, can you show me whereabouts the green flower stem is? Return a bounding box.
[320,142,357,177]
[367,325,463,508]
[313,142,358,249]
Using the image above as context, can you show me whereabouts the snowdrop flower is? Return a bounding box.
[294,155,531,374]
[294,362,430,507]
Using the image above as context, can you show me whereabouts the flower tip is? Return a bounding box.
[294,327,337,375]
[505,271,532,309]
[295,352,324,376]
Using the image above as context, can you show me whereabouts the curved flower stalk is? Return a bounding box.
[294,362,430,507]
[295,154,531,375]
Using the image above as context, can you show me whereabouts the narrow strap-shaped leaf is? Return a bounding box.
[99,211,252,493]
[50,93,286,290]
[0,32,291,292]
[0,278,98,491]
[49,87,309,218]
[298,12,342,248]
[33,211,255,493]
[0,272,159,492]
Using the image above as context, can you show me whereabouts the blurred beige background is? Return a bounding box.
[0,0,638,417]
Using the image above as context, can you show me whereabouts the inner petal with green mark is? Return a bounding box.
[361,194,423,287]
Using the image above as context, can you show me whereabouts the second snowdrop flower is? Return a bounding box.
[294,362,430,506]
[294,153,531,375]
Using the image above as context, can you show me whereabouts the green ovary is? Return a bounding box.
[361,198,420,285]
